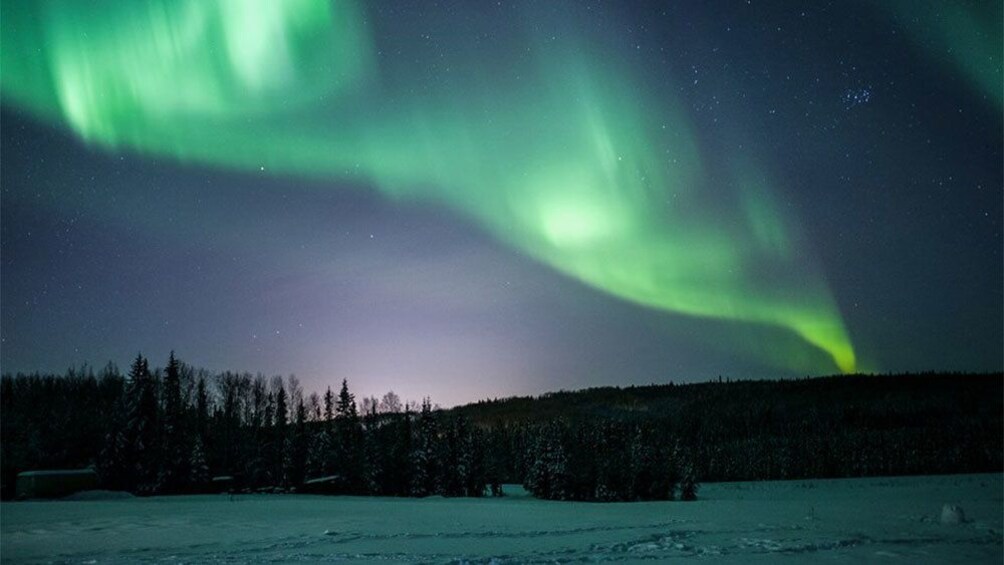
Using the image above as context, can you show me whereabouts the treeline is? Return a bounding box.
[3,358,1000,502]
[521,419,699,501]
[2,353,501,500]
[458,372,1003,485]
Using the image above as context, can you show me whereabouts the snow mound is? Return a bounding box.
[940,504,966,525]
[63,490,135,501]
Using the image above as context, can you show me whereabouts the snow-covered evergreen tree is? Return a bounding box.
[524,421,568,500]
[679,455,699,501]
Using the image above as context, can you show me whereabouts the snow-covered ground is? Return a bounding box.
[1,474,1000,564]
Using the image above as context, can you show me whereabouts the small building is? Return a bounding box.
[299,475,344,494]
[15,469,99,499]
[209,475,235,493]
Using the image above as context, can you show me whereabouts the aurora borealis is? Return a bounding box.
[2,1,1001,403]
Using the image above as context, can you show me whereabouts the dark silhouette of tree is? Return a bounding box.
[213,372,244,481]
[380,391,402,414]
[286,398,309,487]
[334,379,364,493]
[189,436,210,491]
[321,385,336,475]
[323,386,334,422]
[393,406,415,496]
[194,375,209,449]
[362,401,382,494]
[306,420,330,480]
[439,416,471,497]
[462,420,487,497]
[485,425,506,497]
[411,398,439,497]
[126,354,160,493]
[524,421,569,500]
[98,396,131,491]
[159,351,187,492]
[1,359,1000,502]
[593,420,629,501]
[247,375,269,486]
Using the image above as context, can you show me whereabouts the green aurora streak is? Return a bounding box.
[883,0,1003,111]
[1,0,866,372]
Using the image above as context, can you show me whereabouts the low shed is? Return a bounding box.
[209,475,235,493]
[16,469,99,499]
[299,475,344,494]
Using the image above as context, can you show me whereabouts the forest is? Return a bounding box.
[1,353,1000,502]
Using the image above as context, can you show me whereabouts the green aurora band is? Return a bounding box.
[882,0,1003,112]
[1,0,865,373]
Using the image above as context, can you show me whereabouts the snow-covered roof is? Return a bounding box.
[303,475,342,485]
[17,469,96,478]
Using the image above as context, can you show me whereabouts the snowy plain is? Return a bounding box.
[1,473,1000,564]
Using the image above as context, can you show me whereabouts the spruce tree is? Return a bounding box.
[323,386,334,421]
[334,379,363,492]
[335,379,356,419]
[410,398,438,496]
[159,351,186,492]
[125,353,159,493]
[322,386,336,474]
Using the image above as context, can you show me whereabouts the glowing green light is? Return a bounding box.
[881,0,1003,111]
[0,0,857,372]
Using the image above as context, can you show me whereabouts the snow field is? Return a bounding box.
[1,473,1000,564]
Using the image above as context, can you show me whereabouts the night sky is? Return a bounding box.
[2,1,1001,406]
